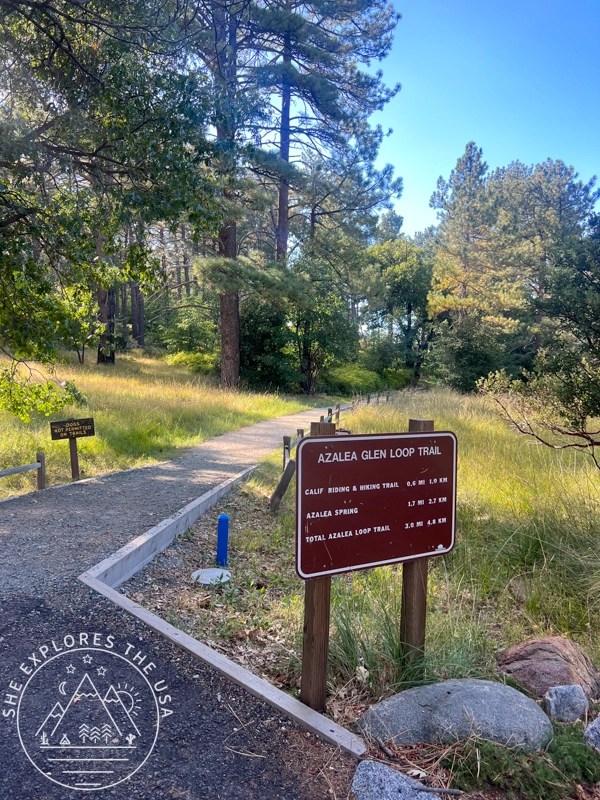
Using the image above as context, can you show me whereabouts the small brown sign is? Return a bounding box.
[50,418,95,441]
[296,432,457,579]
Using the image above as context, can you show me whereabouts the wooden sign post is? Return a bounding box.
[299,420,336,711]
[400,419,434,673]
[50,418,95,481]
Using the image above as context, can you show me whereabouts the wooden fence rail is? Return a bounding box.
[0,452,46,490]
[270,393,395,512]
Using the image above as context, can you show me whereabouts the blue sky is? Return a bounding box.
[373,1,600,236]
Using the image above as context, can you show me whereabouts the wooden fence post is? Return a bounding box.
[300,418,336,711]
[283,435,291,470]
[399,418,434,674]
[270,459,296,512]
[36,451,46,490]
[310,421,336,437]
[300,575,331,712]
[335,403,340,423]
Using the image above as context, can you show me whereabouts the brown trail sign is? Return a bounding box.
[50,418,95,481]
[296,430,457,579]
[297,422,457,710]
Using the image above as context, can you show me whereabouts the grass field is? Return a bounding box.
[120,385,600,799]
[126,387,600,704]
[331,390,600,690]
[0,354,310,499]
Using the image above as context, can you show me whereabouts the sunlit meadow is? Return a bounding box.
[0,354,309,499]
[131,388,600,702]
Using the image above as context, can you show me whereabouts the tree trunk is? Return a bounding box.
[218,220,239,388]
[137,290,145,347]
[215,4,240,389]
[130,282,145,347]
[276,31,292,261]
[182,225,191,297]
[299,319,313,394]
[183,253,191,297]
[220,291,239,388]
[131,281,139,341]
[97,287,116,364]
[120,284,128,343]
[161,254,168,298]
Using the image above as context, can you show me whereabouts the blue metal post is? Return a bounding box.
[216,514,229,568]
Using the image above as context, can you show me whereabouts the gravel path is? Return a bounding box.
[0,408,357,799]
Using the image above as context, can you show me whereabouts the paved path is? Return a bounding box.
[0,408,356,799]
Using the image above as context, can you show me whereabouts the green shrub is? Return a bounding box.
[547,723,600,785]
[240,302,298,391]
[382,367,414,390]
[154,306,218,355]
[320,365,383,396]
[359,337,400,373]
[443,725,600,800]
[164,351,218,375]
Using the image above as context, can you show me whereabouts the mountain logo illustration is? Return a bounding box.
[15,642,167,791]
[103,685,141,737]
[47,673,123,743]
[35,702,65,738]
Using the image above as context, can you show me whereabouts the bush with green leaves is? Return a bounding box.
[443,724,600,800]
[240,302,298,391]
[164,352,218,376]
[427,316,530,393]
[0,367,85,423]
[359,337,401,374]
[381,367,414,389]
[153,306,218,356]
[320,365,383,396]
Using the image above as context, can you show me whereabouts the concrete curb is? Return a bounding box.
[79,465,367,759]
[85,467,255,588]
[80,573,366,758]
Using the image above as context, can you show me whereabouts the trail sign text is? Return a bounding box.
[296,432,457,579]
[50,418,95,441]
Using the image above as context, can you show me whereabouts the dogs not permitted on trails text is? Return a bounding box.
[50,418,95,440]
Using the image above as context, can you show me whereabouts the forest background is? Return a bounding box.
[1,0,600,462]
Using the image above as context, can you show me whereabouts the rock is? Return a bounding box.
[508,576,530,603]
[542,685,589,722]
[351,761,441,800]
[497,637,600,699]
[584,717,600,753]
[357,678,553,751]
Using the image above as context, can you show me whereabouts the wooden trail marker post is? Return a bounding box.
[299,420,336,711]
[36,451,46,490]
[283,435,291,470]
[50,418,95,481]
[296,420,457,711]
[400,419,434,674]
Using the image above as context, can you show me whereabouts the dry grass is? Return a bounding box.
[119,387,600,800]
[0,353,310,498]
[122,388,600,714]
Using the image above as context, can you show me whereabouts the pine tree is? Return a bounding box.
[428,143,530,389]
[251,0,400,260]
